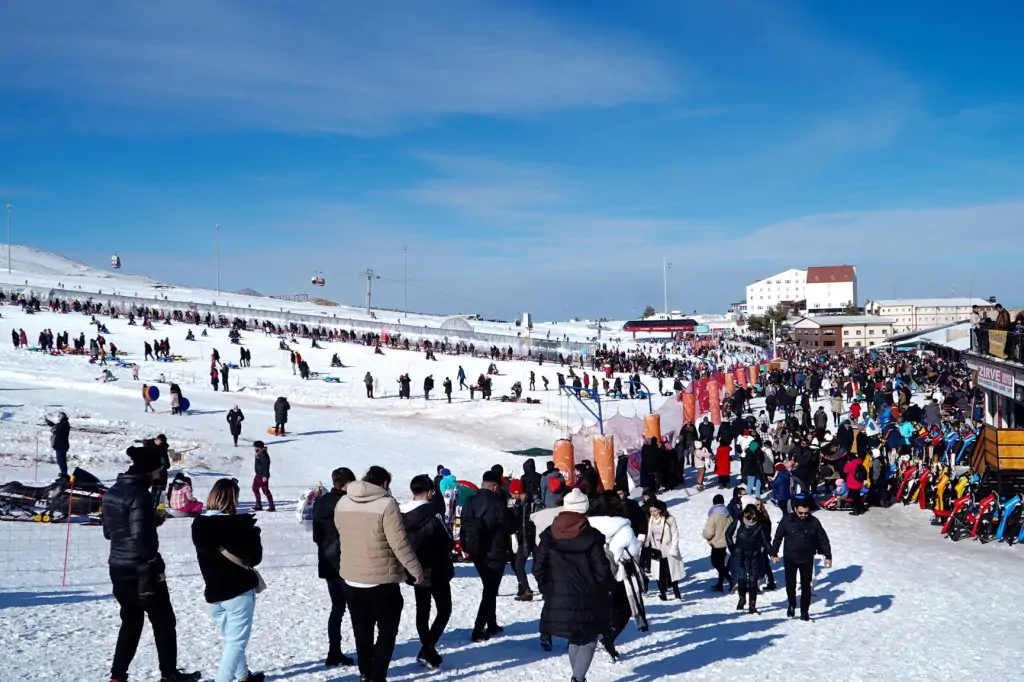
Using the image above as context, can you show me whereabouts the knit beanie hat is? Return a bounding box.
[562,488,590,514]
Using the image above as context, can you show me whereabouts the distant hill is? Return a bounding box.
[235,287,263,297]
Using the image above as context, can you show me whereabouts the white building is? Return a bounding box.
[745,268,807,314]
[863,297,995,334]
[805,265,857,315]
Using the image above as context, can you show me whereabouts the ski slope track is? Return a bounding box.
[0,249,1021,680]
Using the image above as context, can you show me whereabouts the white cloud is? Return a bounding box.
[0,0,676,134]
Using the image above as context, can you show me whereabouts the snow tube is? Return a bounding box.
[146,385,160,401]
[179,397,190,413]
[266,427,280,435]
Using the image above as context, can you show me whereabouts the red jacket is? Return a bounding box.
[715,445,732,477]
[844,458,865,491]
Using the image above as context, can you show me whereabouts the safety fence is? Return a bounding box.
[2,285,595,357]
[0,485,324,590]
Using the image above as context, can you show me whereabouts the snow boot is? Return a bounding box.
[736,594,746,611]
[515,589,534,602]
[325,650,355,667]
[748,595,758,615]
[160,671,201,682]
[601,638,620,662]
[786,606,796,618]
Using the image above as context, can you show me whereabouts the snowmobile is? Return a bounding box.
[0,468,106,523]
[994,493,1024,544]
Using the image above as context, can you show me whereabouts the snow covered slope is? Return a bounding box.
[0,244,619,343]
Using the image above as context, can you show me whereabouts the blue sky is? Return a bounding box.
[2,0,1023,319]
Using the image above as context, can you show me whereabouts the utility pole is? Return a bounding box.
[5,204,11,274]
[361,269,380,314]
[771,317,778,359]
[403,244,408,317]
[215,224,221,295]
[663,256,672,314]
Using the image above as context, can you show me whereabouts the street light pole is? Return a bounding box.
[215,224,220,295]
[662,256,672,314]
[5,204,11,274]
[403,244,408,317]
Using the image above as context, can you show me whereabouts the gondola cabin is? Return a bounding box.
[111,254,121,269]
[311,275,325,287]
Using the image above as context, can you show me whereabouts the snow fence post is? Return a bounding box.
[61,474,76,588]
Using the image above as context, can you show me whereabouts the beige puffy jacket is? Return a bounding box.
[702,506,731,549]
[334,481,423,585]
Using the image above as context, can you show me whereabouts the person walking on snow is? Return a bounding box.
[460,470,515,641]
[400,474,455,670]
[103,445,201,682]
[312,467,357,668]
[771,496,833,621]
[457,366,467,390]
[334,466,424,682]
[226,406,245,447]
[702,494,732,592]
[190,478,265,682]
[726,499,772,614]
[220,364,230,392]
[644,500,684,600]
[44,411,71,478]
[443,377,453,403]
[364,372,374,399]
[143,384,156,413]
[251,441,275,512]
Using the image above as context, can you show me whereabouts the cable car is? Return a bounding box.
[311,272,325,286]
[111,253,121,269]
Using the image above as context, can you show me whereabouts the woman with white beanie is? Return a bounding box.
[588,491,644,662]
[534,488,614,682]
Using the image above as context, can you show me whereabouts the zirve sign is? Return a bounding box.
[976,363,1016,398]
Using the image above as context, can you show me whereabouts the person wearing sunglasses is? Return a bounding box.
[770,496,833,621]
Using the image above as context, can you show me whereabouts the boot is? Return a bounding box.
[515,589,534,602]
[160,672,201,682]
[748,594,758,614]
[801,611,811,621]
[672,584,682,600]
[417,647,442,669]
[266,505,276,512]
[471,629,490,643]
[540,634,553,651]
[786,606,796,618]
[736,594,746,610]
[712,580,723,592]
[602,638,620,662]
[239,674,265,682]
[485,623,504,638]
[325,650,355,667]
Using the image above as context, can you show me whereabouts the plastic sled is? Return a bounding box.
[266,427,285,436]
[322,376,342,383]
[995,494,1023,542]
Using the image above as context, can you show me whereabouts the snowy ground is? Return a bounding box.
[2,303,1024,681]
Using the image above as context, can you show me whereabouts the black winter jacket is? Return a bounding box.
[698,421,716,443]
[226,408,245,435]
[47,417,70,451]
[401,499,455,586]
[521,459,542,505]
[254,448,270,478]
[534,513,614,644]
[103,473,164,592]
[459,488,514,568]
[312,489,344,579]
[192,512,263,603]
[772,512,832,563]
[273,397,290,423]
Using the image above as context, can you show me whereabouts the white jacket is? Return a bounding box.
[589,515,642,582]
[645,515,685,582]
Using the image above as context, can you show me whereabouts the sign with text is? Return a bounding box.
[976,361,1016,398]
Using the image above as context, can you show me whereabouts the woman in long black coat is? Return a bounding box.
[726,502,772,615]
[534,490,614,682]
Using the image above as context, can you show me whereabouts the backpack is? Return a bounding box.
[854,464,868,483]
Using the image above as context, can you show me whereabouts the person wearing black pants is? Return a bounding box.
[343,583,404,681]
[402,474,456,669]
[459,471,515,641]
[771,497,833,621]
[312,467,357,668]
[103,445,199,682]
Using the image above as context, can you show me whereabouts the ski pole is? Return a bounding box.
[61,474,76,588]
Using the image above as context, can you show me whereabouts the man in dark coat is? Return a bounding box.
[533,488,613,682]
[44,411,71,478]
[459,470,515,641]
[520,459,542,507]
[226,406,245,447]
[313,467,357,667]
[273,396,290,436]
[252,441,275,512]
[639,437,661,490]
[698,417,715,452]
[142,434,171,501]
[508,479,537,600]
[103,446,199,682]
[401,475,455,669]
[771,497,833,621]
